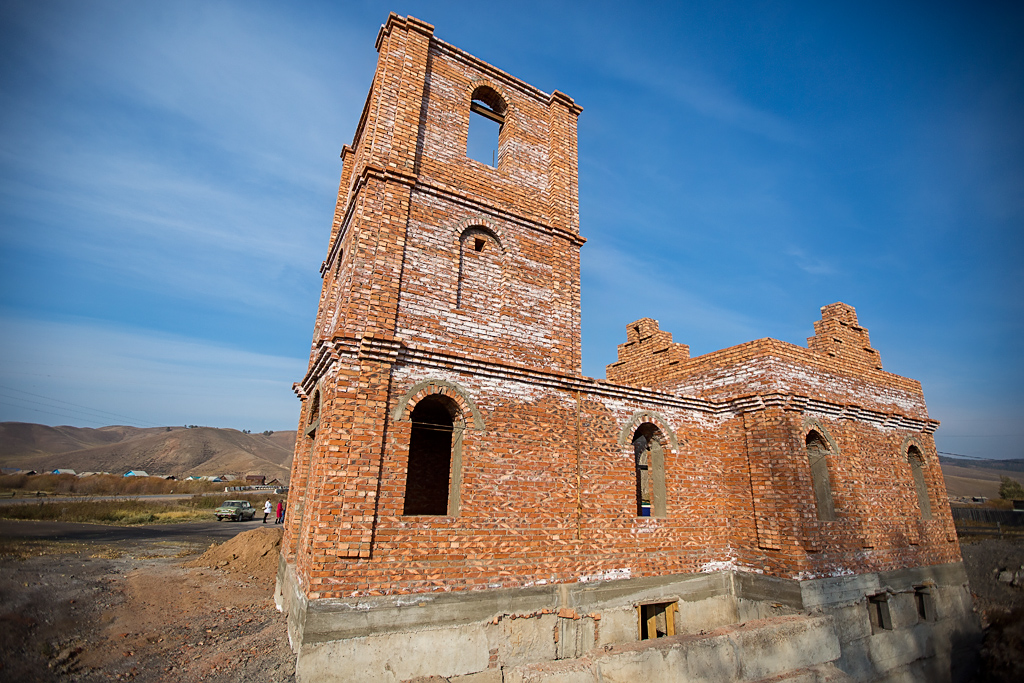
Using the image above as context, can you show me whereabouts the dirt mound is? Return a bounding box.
[185,526,282,585]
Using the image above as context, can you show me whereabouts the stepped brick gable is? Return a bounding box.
[277,14,979,683]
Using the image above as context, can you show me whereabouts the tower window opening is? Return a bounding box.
[474,237,486,252]
[403,396,455,515]
[467,86,506,167]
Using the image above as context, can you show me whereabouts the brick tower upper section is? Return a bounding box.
[309,14,585,375]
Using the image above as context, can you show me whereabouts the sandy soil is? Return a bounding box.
[0,525,294,682]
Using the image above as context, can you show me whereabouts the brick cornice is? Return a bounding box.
[549,90,583,116]
[377,16,557,108]
[324,162,587,274]
[430,38,551,106]
[297,336,938,433]
[413,179,587,246]
[375,13,435,52]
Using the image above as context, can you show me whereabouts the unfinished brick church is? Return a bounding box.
[277,14,978,683]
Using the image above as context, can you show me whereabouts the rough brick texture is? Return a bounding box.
[283,13,958,602]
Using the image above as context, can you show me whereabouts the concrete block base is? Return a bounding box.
[276,558,979,683]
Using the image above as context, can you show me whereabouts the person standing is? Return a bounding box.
[263,499,272,523]
[275,500,283,524]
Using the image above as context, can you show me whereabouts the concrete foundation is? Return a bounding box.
[276,557,979,683]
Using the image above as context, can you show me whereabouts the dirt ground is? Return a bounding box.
[3,523,1024,682]
[958,534,1024,683]
[0,525,294,682]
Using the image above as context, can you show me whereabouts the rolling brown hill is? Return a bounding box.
[0,422,295,481]
[939,455,1024,500]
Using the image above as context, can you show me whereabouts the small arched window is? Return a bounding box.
[467,86,506,167]
[632,423,666,518]
[457,227,502,311]
[806,430,836,521]
[403,395,457,516]
[907,445,932,520]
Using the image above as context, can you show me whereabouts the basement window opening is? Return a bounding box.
[638,601,677,640]
[867,593,892,634]
[914,586,934,621]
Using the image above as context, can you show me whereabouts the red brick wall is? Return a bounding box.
[282,14,960,601]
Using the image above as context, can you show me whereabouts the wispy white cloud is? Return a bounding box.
[0,146,323,312]
[0,313,306,430]
[0,1,382,315]
[585,40,803,146]
[581,242,760,375]
[784,246,837,276]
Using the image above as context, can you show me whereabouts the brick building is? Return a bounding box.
[277,14,978,682]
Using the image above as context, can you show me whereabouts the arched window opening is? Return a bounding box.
[632,422,666,518]
[457,227,502,311]
[403,395,456,515]
[908,446,932,520]
[806,430,836,521]
[467,86,506,167]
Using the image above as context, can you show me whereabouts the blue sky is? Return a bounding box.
[0,1,1021,459]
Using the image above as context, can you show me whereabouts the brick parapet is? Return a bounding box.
[607,315,928,419]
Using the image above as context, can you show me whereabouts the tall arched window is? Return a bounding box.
[907,445,932,520]
[806,430,836,521]
[632,423,667,518]
[305,390,320,437]
[467,85,506,167]
[403,395,457,516]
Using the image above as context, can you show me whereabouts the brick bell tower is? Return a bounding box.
[278,15,978,683]
[283,13,584,579]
